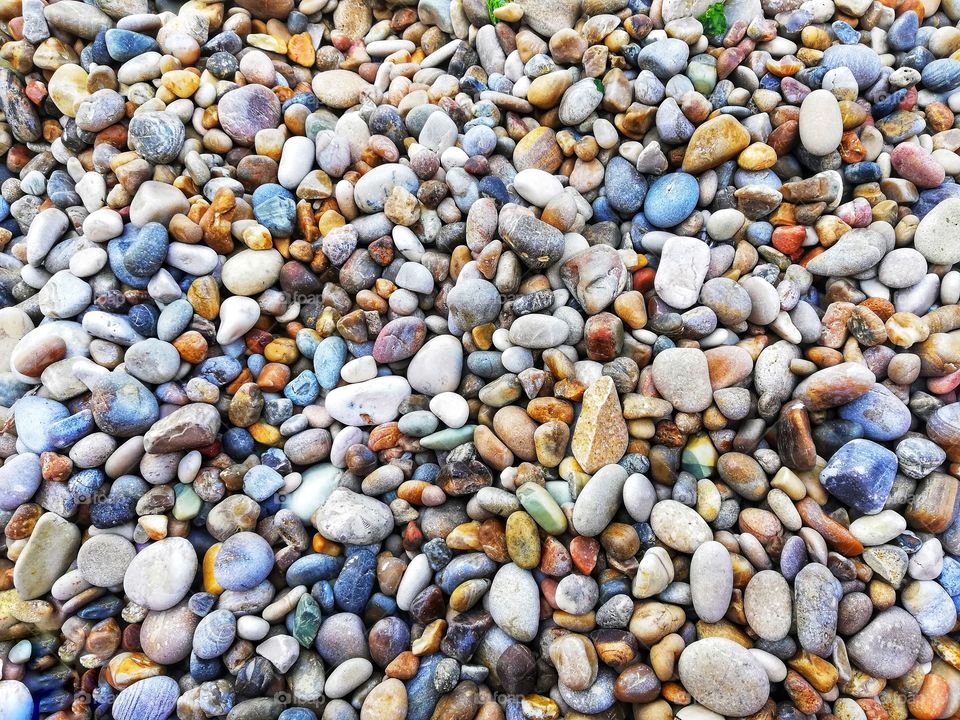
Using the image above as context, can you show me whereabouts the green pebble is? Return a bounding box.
[516,482,568,535]
[420,425,477,450]
[293,593,321,647]
[173,484,202,521]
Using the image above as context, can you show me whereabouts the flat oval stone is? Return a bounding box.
[218,84,281,145]
[690,541,732,623]
[744,570,793,641]
[113,676,179,720]
[649,500,712,553]
[678,638,770,716]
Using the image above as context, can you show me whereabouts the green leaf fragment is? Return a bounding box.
[697,2,727,36]
[594,78,604,93]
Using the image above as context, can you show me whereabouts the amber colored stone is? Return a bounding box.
[256,362,290,391]
[384,650,419,680]
[787,650,838,692]
[5,504,41,540]
[173,330,208,364]
[105,652,163,689]
[906,472,959,533]
[796,498,864,556]
[539,535,573,577]
[777,401,816,471]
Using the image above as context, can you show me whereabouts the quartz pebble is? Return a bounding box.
[0,1,957,719]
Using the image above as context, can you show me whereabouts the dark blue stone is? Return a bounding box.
[89,32,111,64]
[819,438,898,514]
[280,91,319,113]
[263,398,292,425]
[844,162,882,184]
[104,29,159,62]
[312,580,335,614]
[439,609,493,662]
[590,195,618,223]
[923,58,960,92]
[77,595,122,620]
[68,468,105,504]
[478,175,509,205]
[279,710,317,720]
[405,654,443,720]
[260,447,291,474]
[286,553,344,586]
[334,548,376,614]
[202,31,242,55]
[107,225,150,289]
[940,556,960,596]
[48,409,94,449]
[190,653,222,682]
[223,427,255,459]
[821,43,882,88]
[437,553,497,594]
[759,73,781,90]
[422,538,453,571]
[199,356,243,385]
[128,304,159,337]
[915,182,960,218]
[604,156,647,215]
[872,88,907,120]
[124,222,169,277]
[839,384,911,441]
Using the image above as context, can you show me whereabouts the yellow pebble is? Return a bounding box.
[247,33,287,54]
[249,421,282,446]
[203,543,224,595]
[162,70,201,98]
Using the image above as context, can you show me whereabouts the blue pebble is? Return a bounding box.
[313,580,335,613]
[872,88,907,120]
[838,384,911,441]
[128,304,159,338]
[243,465,284,502]
[334,547,376,614]
[77,595,122,620]
[260,447,291,474]
[887,10,918,51]
[643,172,699,228]
[923,58,960,92]
[286,554,344,586]
[263,398,292,425]
[279,710,317,720]
[90,372,159,436]
[314,337,347,390]
[915,183,960,218]
[13,396,70,453]
[295,328,320,358]
[222,427,254,459]
[104,29,159,61]
[284,370,320,406]
[462,125,497,156]
[819,439,898,514]
[405,654,443,720]
[437,553,497,594]
[252,184,297,237]
[831,21,859,44]
[68,468,106,504]
[190,653,222,682]
[604,156,647,215]
[247,353,267,378]
[590,196,618,223]
[214,532,274,591]
[280,91,319,113]
[124,222,169,277]
[199,356,243,385]
[89,31,111,64]
[0,196,10,222]
[107,227,150,290]
[49,410,95,449]
[478,175,509,204]
[844,162,882,184]
[0,375,30,407]
[940,556,960,596]
[746,221,773,246]
[759,73,781,90]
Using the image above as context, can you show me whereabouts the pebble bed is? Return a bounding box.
[2,0,960,717]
